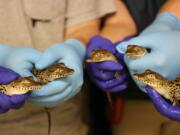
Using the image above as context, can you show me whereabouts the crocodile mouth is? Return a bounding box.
[133,73,139,79]
[133,72,145,79]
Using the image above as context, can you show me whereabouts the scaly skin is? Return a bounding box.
[168,78,180,105]
[125,45,180,105]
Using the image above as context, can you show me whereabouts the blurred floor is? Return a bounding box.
[113,99,180,135]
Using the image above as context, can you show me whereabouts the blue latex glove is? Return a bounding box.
[116,12,180,92]
[0,45,41,77]
[86,36,129,92]
[146,86,180,121]
[0,67,28,113]
[28,39,85,107]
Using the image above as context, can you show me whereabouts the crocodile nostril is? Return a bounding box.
[146,48,151,53]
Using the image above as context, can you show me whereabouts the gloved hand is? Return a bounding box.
[0,67,28,113]
[146,86,180,121]
[116,12,180,92]
[28,39,85,107]
[0,45,41,77]
[86,35,129,92]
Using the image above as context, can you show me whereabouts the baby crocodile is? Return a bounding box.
[125,45,180,105]
[32,63,75,84]
[86,49,120,78]
[0,77,42,95]
[125,45,148,58]
[134,70,180,105]
[0,63,75,95]
[86,49,118,63]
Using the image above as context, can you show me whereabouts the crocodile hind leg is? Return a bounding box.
[172,98,179,106]
[169,95,179,106]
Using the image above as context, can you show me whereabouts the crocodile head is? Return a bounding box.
[34,63,75,83]
[2,76,42,95]
[133,70,166,86]
[86,49,118,63]
[125,45,148,58]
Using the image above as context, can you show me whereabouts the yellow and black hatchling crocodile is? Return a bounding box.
[32,63,75,84]
[0,76,42,95]
[125,45,180,106]
[133,69,180,106]
[86,49,120,78]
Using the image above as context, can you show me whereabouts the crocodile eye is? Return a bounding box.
[146,70,151,73]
